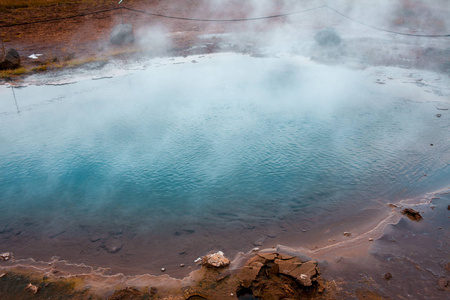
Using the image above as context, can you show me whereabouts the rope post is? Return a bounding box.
[119,0,123,24]
[323,0,329,28]
[11,86,20,114]
[0,30,5,56]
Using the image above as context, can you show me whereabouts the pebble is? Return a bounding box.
[384,272,393,280]
[0,252,13,261]
[161,268,166,272]
[368,238,374,241]
[25,283,39,294]
[180,264,185,267]
[343,232,352,237]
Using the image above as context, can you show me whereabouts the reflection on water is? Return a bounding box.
[0,54,449,274]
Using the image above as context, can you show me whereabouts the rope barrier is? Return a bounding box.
[0,4,448,38]
[121,5,325,22]
[0,7,120,28]
[325,5,450,38]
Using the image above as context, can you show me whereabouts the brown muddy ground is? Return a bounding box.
[0,0,287,72]
[1,0,449,75]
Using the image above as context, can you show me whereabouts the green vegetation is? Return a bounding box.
[0,47,140,79]
[0,67,27,78]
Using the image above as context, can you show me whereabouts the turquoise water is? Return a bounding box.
[0,55,449,273]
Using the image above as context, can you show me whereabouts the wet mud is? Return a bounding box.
[1,191,448,299]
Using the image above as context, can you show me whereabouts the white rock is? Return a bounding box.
[202,251,230,268]
[0,252,13,261]
[194,257,202,263]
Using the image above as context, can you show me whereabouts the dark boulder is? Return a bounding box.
[110,23,134,45]
[314,28,341,47]
[0,48,21,70]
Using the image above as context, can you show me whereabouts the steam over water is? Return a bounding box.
[1,54,449,273]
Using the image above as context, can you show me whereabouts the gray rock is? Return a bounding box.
[110,23,134,45]
[101,238,124,254]
[0,48,21,70]
[314,28,341,47]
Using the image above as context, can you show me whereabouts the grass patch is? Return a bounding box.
[0,67,27,78]
[1,46,143,80]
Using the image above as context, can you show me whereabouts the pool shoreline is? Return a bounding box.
[1,187,448,298]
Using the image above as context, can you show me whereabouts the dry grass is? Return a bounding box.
[0,67,27,78]
[0,46,141,80]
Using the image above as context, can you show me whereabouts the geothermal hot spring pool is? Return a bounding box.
[1,53,449,276]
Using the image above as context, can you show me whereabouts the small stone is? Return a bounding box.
[343,232,352,237]
[252,237,265,246]
[0,252,13,261]
[430,144,434,146]
[315,28,341,46]
[100,239,124,254]
[401,208,423,221]
[251,247,260,253]
[0,273,5,278]
[436,114,442,118]
[0,48,21,70]
[201,251,230,268]
[180,264,185,267]
[89,236,101,242]
[161,268,166,272]
[437,277,449,291]
[194,257,202,263]
[384,272,392,280]
[368,238,374,241]
[110,23,134,45]
[25,283,39,294]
